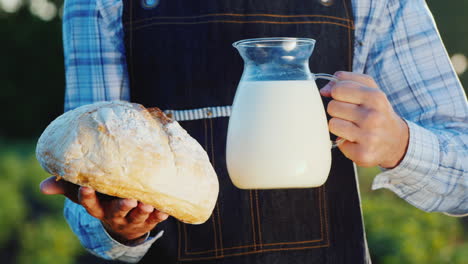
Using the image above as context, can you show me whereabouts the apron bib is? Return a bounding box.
[123,0,369,263]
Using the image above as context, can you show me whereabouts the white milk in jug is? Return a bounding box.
[226,80,332,189]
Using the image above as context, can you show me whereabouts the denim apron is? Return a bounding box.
[123,0,369,263]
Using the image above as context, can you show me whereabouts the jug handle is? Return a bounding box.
[314,73,346,149]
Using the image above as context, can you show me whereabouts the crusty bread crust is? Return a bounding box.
[146,107,172,125]
[36,101,219,224]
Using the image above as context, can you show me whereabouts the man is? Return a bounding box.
[40,0,467,263]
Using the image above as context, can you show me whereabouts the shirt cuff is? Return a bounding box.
[371,120,441,209]
[96,222,164,263]
[64,198,163,263]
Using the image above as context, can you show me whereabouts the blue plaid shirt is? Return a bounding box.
[62,0,468,262]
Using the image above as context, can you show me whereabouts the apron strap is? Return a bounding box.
[164,106,232,121]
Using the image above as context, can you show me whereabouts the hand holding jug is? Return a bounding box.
[226,37,344,189]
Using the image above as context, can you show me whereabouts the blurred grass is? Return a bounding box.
[0,139,466,263]
[0,139,86,263]
[358,167,468,264]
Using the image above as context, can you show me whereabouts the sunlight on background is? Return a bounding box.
[451,53,468,75]
[0,0,22,13]
[29,0,57,21]
[0,0,58,21]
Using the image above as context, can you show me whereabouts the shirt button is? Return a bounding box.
[206,109,213,117]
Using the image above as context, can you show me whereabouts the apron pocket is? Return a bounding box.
[256,187,330,250]
[177,118,329,262]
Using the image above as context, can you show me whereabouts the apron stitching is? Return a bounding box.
[255,190,263,250]
[182,237,327,254]
[131,20,354,31]
[254,239,325,246]
[182,188,327,256]
[323,187,330,245]
[203,119,208,150]
[210,118,225,256]
[216,204,225,256]
[124,13,354,25]
[209,118,219,257]
[183,224,188,254]
[178,244,331,261]
[177,221,181,259]
[209,118,216,166]
[319,187,324,241]
[343,0,353,71]
[183,244,253,255]
[250,190,257,250]
[211,213,218,257]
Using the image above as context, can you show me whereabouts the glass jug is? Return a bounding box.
[226,37,342,189]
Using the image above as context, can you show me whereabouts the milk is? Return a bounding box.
[226,80,332,189]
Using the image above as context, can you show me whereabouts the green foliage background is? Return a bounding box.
[0,0,466,263]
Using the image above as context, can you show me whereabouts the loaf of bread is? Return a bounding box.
[36,101,219,224]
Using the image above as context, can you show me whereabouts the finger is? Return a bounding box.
[319,81,334,97]
[329,80,377,105]
[126,203,155,224]
[79,187,105,219]
[327,100,366,123]
[338,141,376,167]
[40,177,80,203]
[147,210,169,225]
[108,198,138,219]
[335,71,378,88]
[336,140,360,163]
[329,118,360,143]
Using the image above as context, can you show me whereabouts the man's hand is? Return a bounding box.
[40,177,169,244]
[320,71,409,168]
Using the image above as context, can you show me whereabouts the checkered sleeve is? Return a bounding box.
[62,0,162,261]
[63,0,129,112]
[362,0,468,215]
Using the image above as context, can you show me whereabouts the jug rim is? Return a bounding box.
[232,37,316,48]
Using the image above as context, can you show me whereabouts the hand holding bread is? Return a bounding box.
[36,101,219,228]
[40,177,169,243]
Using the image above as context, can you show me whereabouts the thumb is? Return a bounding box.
[40,176,80,203]
[40,176,65,195]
